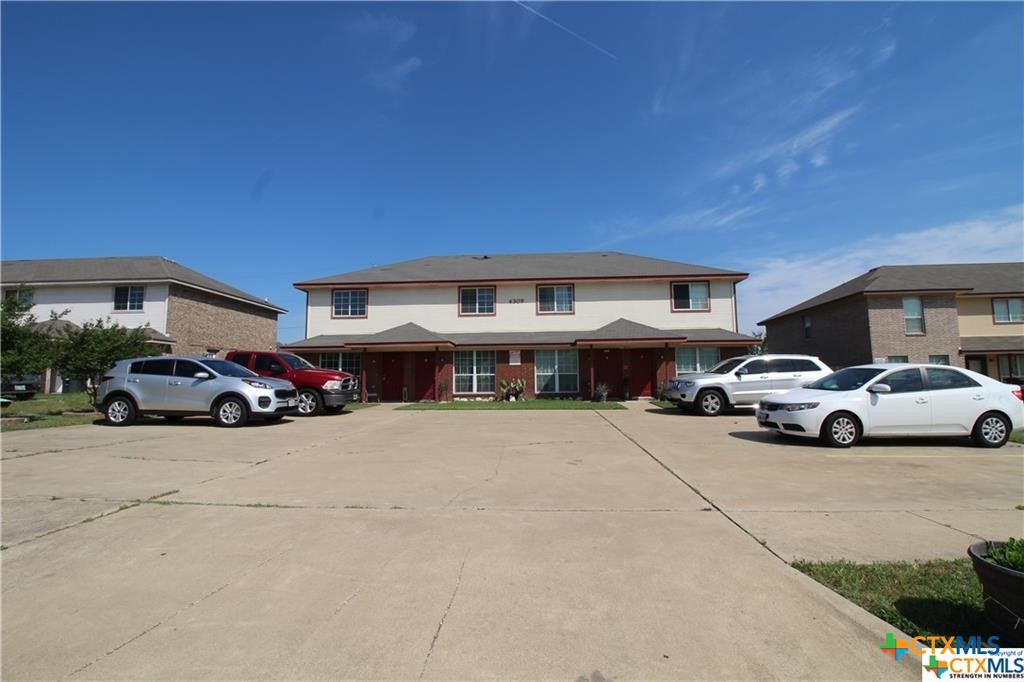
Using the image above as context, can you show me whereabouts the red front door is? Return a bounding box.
[413,352,435,401]
[628,349,654,398]
[381,353,404,401]
[594,349,624,399]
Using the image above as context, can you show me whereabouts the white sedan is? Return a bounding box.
[755,364,1024,448]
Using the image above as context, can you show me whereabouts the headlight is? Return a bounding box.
[682,380,696,387]
[242,379,273,390]
[783,402,819,412]
[322,380,343,391]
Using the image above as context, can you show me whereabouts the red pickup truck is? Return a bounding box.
[225,350,359,416]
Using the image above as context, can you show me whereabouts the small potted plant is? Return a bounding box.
[500,378,526,402]
[595,383,609,402]
[968,538,1024,647]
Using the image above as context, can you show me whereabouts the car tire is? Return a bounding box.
[695,390,725,417]
[213,396,249,428]
[820,412,860,448]
[104,396,137,426]
[972,412,1010,448]
[297,388,323,416]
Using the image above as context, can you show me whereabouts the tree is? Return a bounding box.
[0,286,54,379]
[54,318,152,402]
[748,329,765,355]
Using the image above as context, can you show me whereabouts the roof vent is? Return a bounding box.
[472,255,490,260]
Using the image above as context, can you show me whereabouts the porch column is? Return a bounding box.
[589,346,596,399]
[360,350,367,402]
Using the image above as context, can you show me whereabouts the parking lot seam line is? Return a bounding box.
[907,510,990,539]
[419,551,469,680]
[0,436,169,461]
[64,546,291,679]
[595,412,789,564]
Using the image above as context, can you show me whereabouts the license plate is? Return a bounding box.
[287,399,297,407]
[14,385,26,391]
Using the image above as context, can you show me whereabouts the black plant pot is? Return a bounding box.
[968,541,1024,647]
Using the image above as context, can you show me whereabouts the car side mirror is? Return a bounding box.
[269,364,285,373]
[868,383,891,394]
[735,367,748,377]
[193,372,211,380]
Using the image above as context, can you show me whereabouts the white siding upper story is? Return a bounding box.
[11,283,170,334]
[305,279,737,337]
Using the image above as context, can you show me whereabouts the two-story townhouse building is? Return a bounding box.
[281,252,757,402]
[759,262,1024,379]
[2,256,286,391]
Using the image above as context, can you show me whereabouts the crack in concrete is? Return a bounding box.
[444,449,505,509]
[1,436,168,461]
[595,412,789,564]
[907,510,988,539]
[65,547,289,679]
[419,551,469,680]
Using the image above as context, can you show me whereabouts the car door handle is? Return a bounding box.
[128,378,141,383]
[915,398,928,404]
[169,381,182,386]
[759,375,769,379]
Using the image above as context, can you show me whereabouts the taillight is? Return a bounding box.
[1013,388,1023,401]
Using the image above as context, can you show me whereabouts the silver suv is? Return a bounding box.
[95,356,299,427]
[663,354,832,416]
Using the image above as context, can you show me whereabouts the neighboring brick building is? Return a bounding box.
[282,252,758,402]
[1,256,285,390]
[760,263,1024,378]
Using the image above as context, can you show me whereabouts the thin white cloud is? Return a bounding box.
[513,1,617,60]
[591,200,764,249]
[347,14,423,93]
[737,205,1024,331]
[752,173,768,193]
[810,151,829,168]
[370,56,423,93]
[776,159,800,183]
[713,105,861,179]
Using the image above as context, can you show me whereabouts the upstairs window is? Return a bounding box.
[4,288,34,307]
[460,286,495,315]
[114,285,145,311]
[902,296,924,334]
[333,289,367,318]
[537,285,573,314]
[993,298,1024,323]
[802,315,812,339]
[671,282,710,311]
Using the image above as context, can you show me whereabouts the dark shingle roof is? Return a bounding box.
[281,322,757,349]
[759,262,1024,324]
[295,252,747,287]
[960,336,1024,353]
[1,256,286,313]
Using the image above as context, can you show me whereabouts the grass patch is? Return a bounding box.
[397,399,626,411]
[1,393,97,432]
[342,402,380,411]
[794,558,984,638]
[649,400,679,410]
[1010,431,1024,444]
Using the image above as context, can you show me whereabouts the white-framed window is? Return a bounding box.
[671,281,710,311]
[537,285,573,314]
[454,350,496,394]
[114,285,145,311]
[319,352,362,377]
[4,288,34,307]
[928,355,950,366]
[993,298,1024,323]
[333,289,367,317]
[675,346,721,374]
[535,349,579,393]
[460,286,495,315]
[902,296,924,334]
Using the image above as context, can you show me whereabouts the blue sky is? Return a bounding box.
[3,2,1022,341]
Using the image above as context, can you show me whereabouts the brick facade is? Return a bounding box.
[764,296,871,369]
[866,293,961,365]
[165,284,278,356]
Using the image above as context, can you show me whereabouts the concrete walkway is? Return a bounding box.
[6,403,1014,679]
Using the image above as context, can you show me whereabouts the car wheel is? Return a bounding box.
[297,389,323,416]
[695,390,725,417]
[820,412,860,448]
[104,396,136,426]
[972,412,1009,448]
[213,397,249,428]
[164,415,185,423]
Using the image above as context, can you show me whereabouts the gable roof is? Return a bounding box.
[1,256,286,313]
[759,262,1024,324]
[295,252,747,287]
[575,318,689,341]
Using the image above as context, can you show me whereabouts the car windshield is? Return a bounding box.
[280,353,315,370]
[806,367,885,391]
[202,359,257,378]
[707,358,745,374]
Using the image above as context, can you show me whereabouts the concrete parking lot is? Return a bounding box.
[2,403,1021,680]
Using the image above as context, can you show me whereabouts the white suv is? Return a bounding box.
[663,354,832,416]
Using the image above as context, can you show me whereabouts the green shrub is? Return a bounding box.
[987,538,1024,572]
